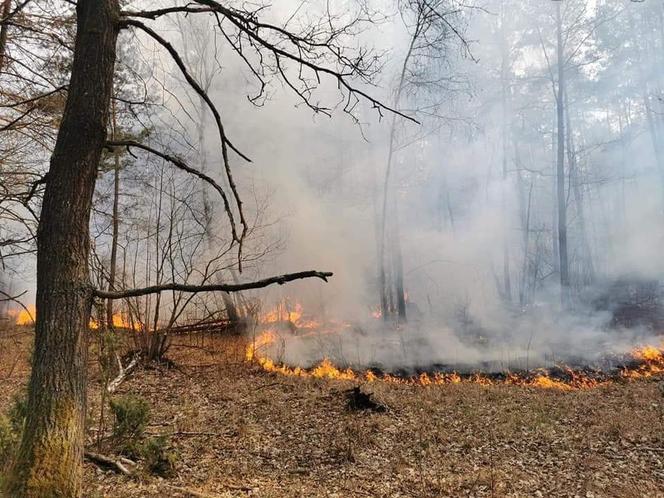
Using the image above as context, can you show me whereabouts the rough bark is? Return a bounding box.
[0,0,11,72]
[5,1,120,496]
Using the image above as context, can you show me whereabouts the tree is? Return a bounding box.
[377,0,470,323]
[3,1,415,496]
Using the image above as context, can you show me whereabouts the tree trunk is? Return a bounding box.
[378,27,417,322]
[555,2,569,302]
[500,4,512,303]
[565,93,595,286]
[5,2,119,496]
[0,0,11,72]
[197,95,242,331]
[107,98,121,329]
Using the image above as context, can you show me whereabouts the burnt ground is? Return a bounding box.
[1,327,664,497]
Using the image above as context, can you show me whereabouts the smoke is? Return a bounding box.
[7,1,664,372]
[173,0,664,371]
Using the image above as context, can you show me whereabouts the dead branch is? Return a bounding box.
[84,451,134,475]
[107,352,140,394]
[94,270,333,300]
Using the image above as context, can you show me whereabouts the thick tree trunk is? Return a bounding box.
[5,2,119,497]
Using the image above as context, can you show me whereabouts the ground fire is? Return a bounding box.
[246,302,664,390]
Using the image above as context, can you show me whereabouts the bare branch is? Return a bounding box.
[94,270,333,300]
[104,140,239,245]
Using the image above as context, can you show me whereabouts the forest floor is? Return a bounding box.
[2,327,664,497]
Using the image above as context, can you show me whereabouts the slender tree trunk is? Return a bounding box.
[378,26,417,322]
[0,0,11,72]
[500,5,512,303]
[555,3,569,302]
[106,98,121,329]
[197,96,241,330]
[391,202,407,322]
[5,2,119,496]
[565,94,595,286]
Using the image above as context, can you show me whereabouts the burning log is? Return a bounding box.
[345,387,388,413]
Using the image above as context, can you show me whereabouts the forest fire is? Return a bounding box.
[246,304,664,390]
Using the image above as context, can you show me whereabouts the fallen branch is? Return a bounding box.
[146,430,229,438]
[94,270,333,300]
[166,484,245,497]
[107,353,140,394]
[84,451,134,475]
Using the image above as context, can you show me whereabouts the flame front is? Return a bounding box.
[246,308,664,390]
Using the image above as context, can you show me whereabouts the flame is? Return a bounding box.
[89,312,138,330]
[248,301,664,390]
[620,345,664,379]
[259,301,321,329]
[8,305,36,325]
[246,328,664,391]
[8,305,139,331]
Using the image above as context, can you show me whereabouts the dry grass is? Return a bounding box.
[2,328,664,497]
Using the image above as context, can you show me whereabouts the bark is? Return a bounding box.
[555,3,569,302]
[0,0,11,72]
[5,1,120,497]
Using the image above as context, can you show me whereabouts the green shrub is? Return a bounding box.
[110,395,150,456]
[108,395,177,476]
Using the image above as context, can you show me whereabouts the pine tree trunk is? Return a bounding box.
[5,2,119,496]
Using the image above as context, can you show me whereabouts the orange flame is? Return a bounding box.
[8,305,36,326]
[246,328,664,390]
